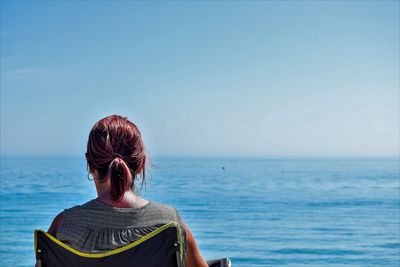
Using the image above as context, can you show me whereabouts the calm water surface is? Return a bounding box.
[0,156,399,266]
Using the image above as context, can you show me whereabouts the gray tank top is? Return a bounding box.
[56,199,188,259]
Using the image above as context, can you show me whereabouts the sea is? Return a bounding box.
[0,156,399,267]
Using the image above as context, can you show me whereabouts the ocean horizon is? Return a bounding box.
[0,155,399,266]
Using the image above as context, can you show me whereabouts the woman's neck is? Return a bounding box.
[96,189,148,208]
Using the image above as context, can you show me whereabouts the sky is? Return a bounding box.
[0,1,399,157]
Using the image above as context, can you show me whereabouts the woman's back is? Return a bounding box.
[41,115,209,267]
[57,199,187,257]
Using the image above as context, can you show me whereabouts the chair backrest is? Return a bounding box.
[34,221,184,267]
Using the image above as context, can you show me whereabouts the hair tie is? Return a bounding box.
[113,153,124,160]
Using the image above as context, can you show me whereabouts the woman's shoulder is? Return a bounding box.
[47,212,64,236]
[63,198,175,211]
[61,199,98,217]
[149,201,180,214]
[59,199,182,227]
[47,201,92,236]
[138,200,183,223]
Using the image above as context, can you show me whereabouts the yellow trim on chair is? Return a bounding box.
[34,221,183,259]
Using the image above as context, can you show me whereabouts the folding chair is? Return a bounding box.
[34,221,231,267]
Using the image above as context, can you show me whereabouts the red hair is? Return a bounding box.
[85,115,147,200]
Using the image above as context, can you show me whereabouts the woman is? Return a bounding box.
[43,115,208,267]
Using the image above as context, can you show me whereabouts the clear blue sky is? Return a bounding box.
[1,1,399,157]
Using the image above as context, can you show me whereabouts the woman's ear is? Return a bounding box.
[85,153,94,173]
[87,161,95,175]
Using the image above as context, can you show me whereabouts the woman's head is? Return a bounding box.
[85,115,147,200]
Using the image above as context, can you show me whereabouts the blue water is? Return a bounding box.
[0,156,399,267]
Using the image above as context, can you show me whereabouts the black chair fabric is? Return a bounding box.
[34,222,231,267]
[34,223,182,267]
